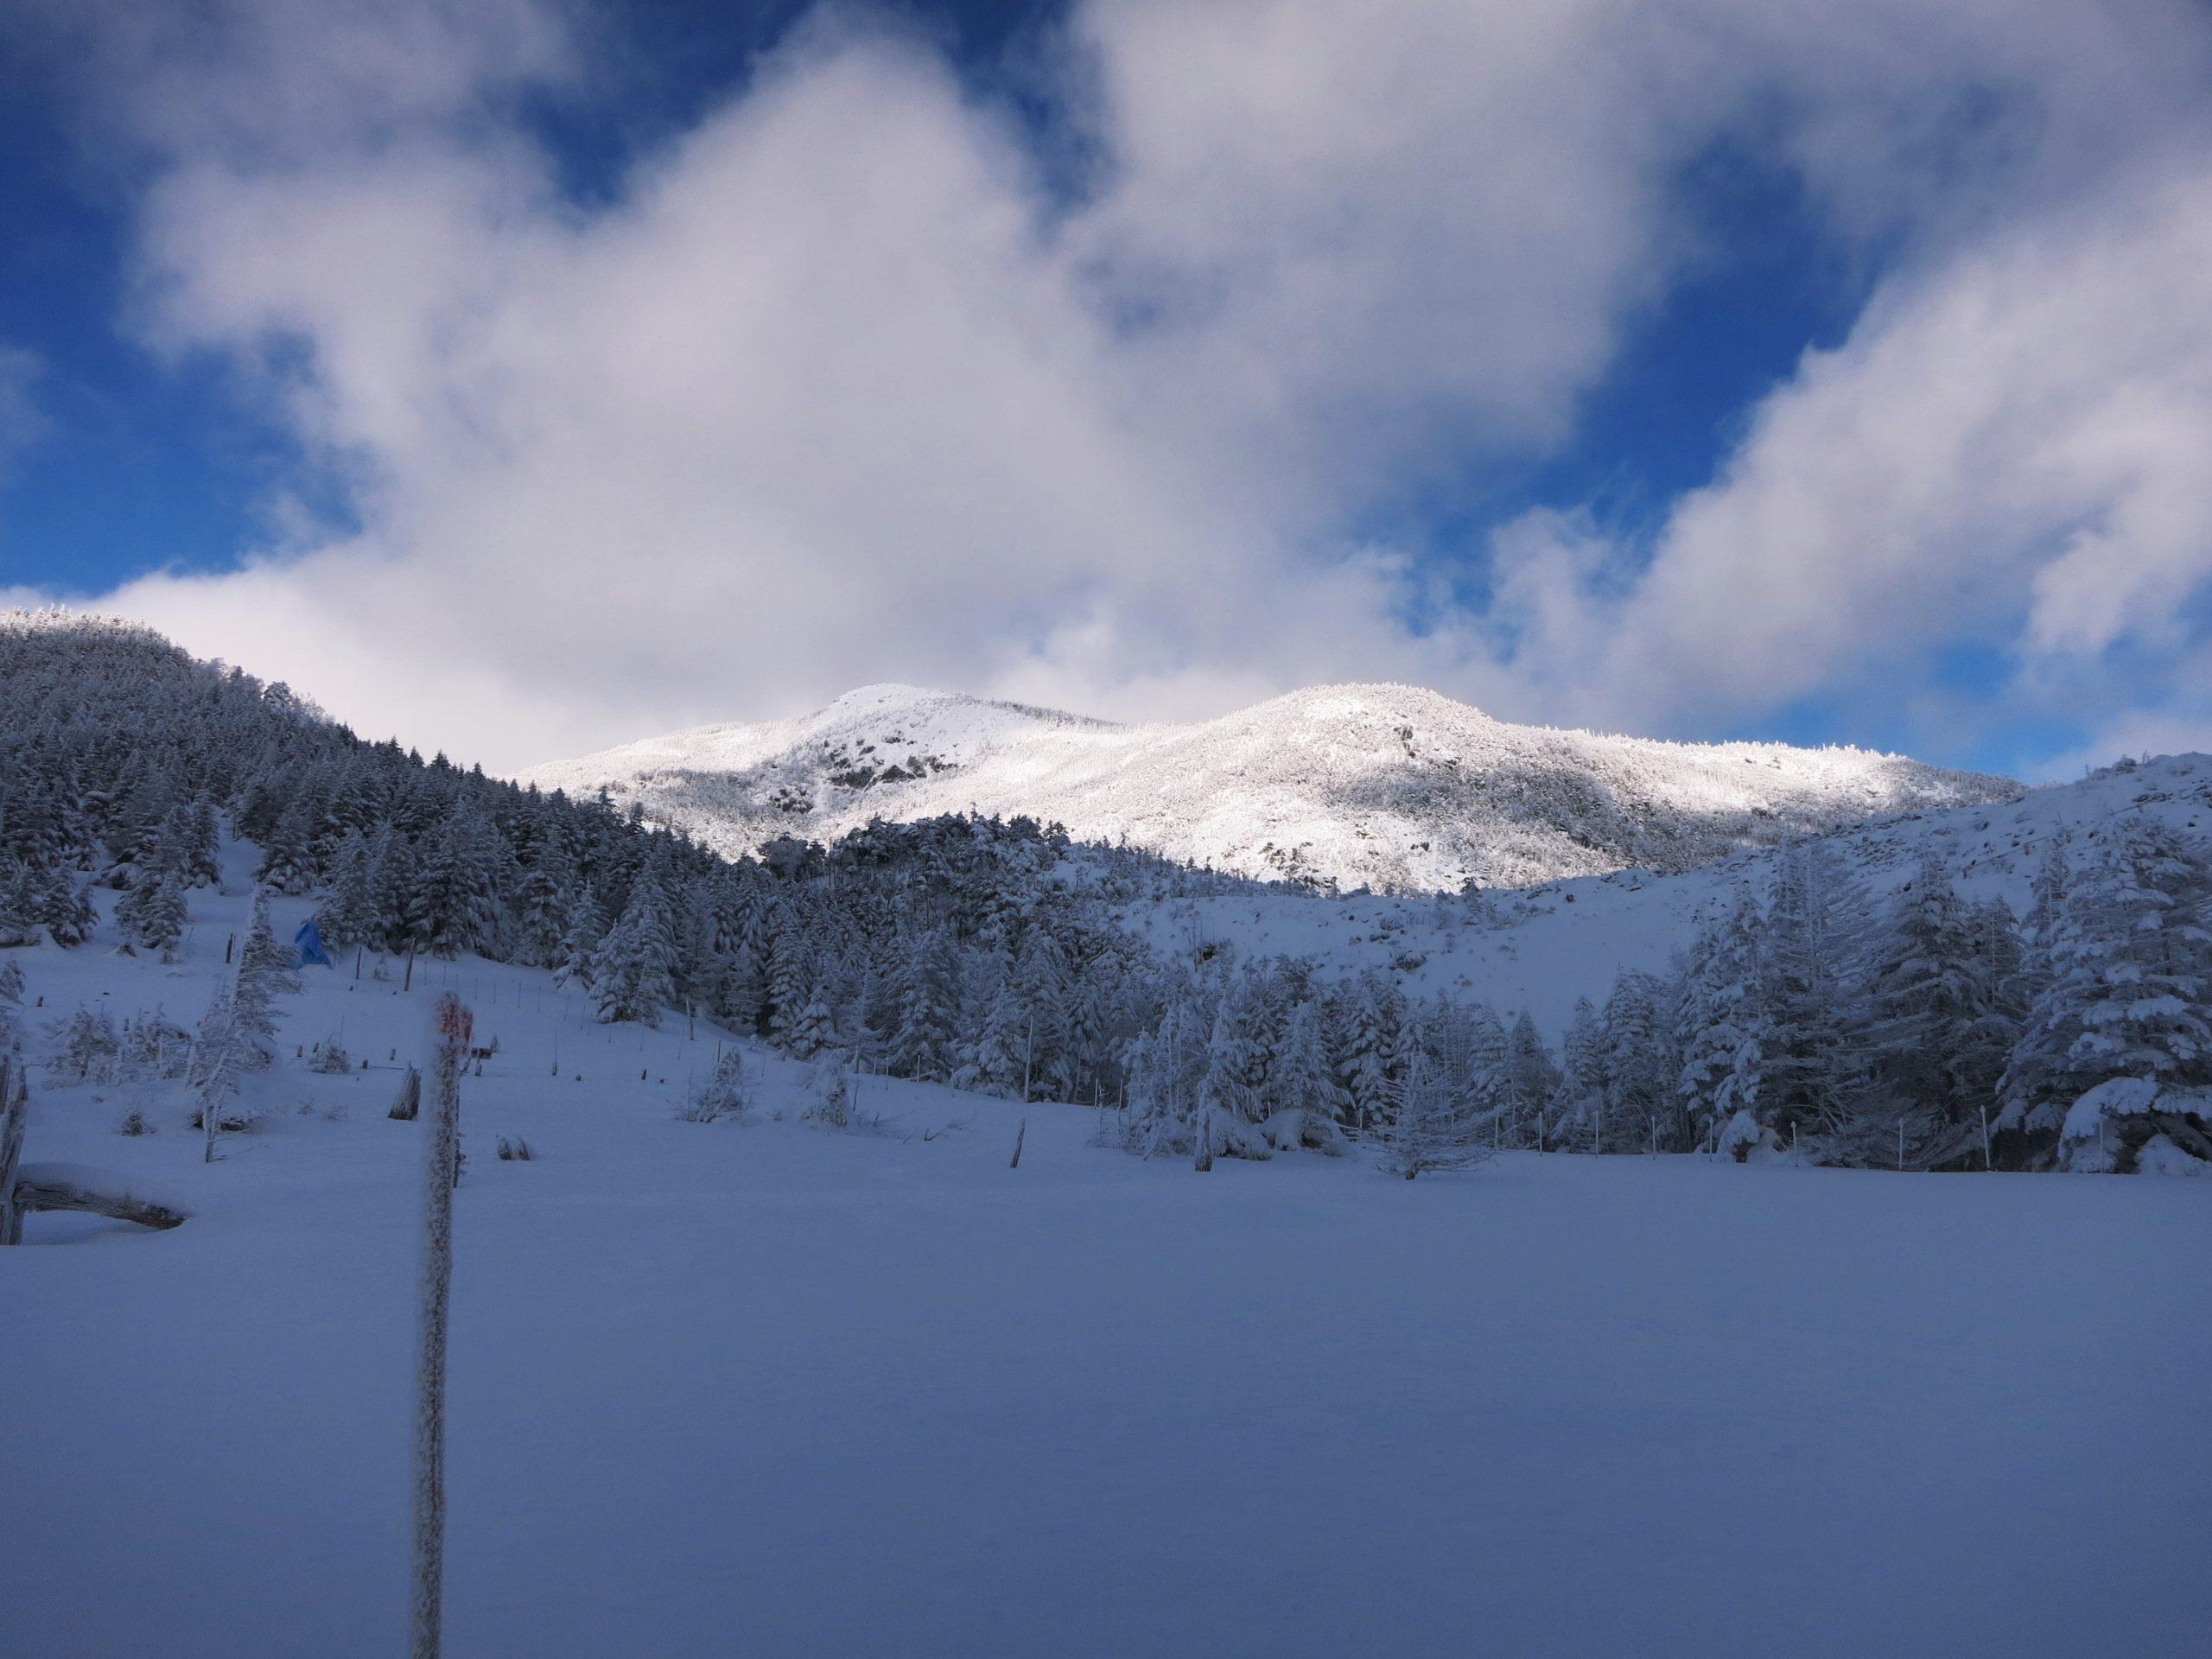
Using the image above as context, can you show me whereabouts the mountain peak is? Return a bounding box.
[526,682,2018,892]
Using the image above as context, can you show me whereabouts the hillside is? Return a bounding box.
[524,682,2019,892]
[3,612,2203,1177]
[1146,751,2212,1034]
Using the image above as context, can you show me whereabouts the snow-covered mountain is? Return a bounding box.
[1148,750,2212,1035]
[526,682,2019,891]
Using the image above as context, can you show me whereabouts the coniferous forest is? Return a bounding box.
[5,611,2204,1177]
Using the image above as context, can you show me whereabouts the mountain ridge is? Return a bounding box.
[525,680,2021,892]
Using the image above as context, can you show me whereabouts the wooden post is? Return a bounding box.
[1010,1117,1027,1169]
[412,994,470,1659]
[0,1057,28,1246]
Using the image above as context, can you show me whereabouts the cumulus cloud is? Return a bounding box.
[14,0,2212,773]
[1495,162,2212,758]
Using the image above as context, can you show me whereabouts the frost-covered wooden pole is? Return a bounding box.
[0,1056,29,1246]
[411,994,471,1659]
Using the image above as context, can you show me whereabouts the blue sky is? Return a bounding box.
[3,0,2209,778]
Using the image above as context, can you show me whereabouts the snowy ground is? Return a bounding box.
[4,878,2209,1656]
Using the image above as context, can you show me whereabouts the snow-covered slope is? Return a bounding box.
[7,855,2209,1658]
[527,683,2018,891]
[1147,752,2212,1035]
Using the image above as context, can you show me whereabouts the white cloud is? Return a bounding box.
[15,0,2212,772]
[1494,164,2212,751]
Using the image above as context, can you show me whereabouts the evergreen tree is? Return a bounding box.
[407,804,506,959]
[786,995,839,1062]
[232,887,302,1064]
[887,929,960,1081]
[1263,998,1345,1149]
[1374,1052,1490,1179]
[314,830,381,950]
[1197,991,1264,1165]
[1013,931,1072,1101]
[1554,997,1607,1151]
[763,920,817,1049]
[181,795,223,887]
[554,881,606,990]
[0,959,22,1052]
[1503,1011,1560,1149]
[1675,898,1769,1153]
[1602,971,1676,1152]
[1861,850,1992,1164]
[590,874,680,1026]
[1759,838,1873,1142]
[33,862,97,947]
[1334,976,1399,1134]
[254,797,319,894]
[116,867,188,958]
[2030,822,2212,1170]
[955,959,1027,1097]
[0,855,38,946]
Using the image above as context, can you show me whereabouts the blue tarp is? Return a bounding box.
[294,918,334,968]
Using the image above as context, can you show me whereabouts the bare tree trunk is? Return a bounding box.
[412,995,470,1659]
[0,1058,28,1246]
[1194,1094,1214,1173]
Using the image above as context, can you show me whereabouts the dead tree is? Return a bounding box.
[412,994,470,1659]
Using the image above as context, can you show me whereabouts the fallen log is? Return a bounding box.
[10,1177,188,1233]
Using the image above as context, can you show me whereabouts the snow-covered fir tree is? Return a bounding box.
[590,871,680,1026]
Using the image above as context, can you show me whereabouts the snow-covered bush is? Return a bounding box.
[677,1052,748,1122]
[307,1039,353,1075]
[1715,1109,1771,1164]
[800,1056,853,1129]
[118,1010,192,1082]
[48,1005,121,1084]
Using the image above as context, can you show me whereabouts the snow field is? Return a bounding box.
[3,874,2207,1656]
